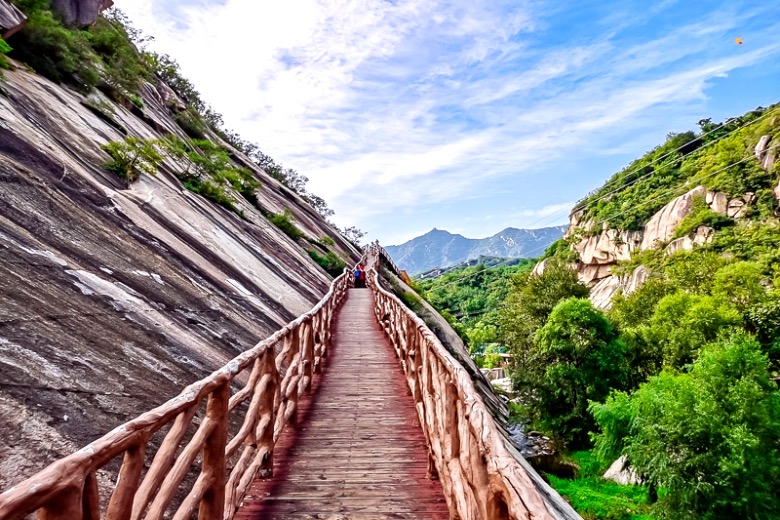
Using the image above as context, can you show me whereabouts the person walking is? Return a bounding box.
[354,263,366,288]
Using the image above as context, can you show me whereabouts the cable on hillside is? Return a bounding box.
[421,142,780,293]
[519,108,777,233]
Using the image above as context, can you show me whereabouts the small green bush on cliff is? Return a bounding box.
[8,0,99,90]
[0,37,12,71]
[101,137,163,183]
[270,209,304,240]
[161,136,260,212]
[87,13,149,93]
[308,250,345,277]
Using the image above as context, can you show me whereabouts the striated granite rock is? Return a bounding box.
[706,190,729,215]
[0,0,25,37]
[575,229,642,265]
[755,135,776,171]
[589,276,622,309]
[0,66,359,488]
[51,0,113,26]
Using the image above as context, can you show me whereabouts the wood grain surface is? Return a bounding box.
[236,288,449,519]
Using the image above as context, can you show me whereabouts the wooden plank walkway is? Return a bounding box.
[235,288,450,519]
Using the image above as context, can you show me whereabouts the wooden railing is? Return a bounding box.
[366,254,558,520]
[0,267,353,520]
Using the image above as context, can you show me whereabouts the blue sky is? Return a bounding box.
[114,0,780,246]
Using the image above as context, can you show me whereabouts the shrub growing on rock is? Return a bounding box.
[270,209,304,240]
[0,37,11,71]
[101,137,163,183]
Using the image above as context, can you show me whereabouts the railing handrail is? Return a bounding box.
[366,243,563,520]
[0,260,360,520]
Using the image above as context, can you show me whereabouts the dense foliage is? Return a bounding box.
[573,107,779,231]
[416,259,535,366]
[591,334,780,519]
[416,104,780,519]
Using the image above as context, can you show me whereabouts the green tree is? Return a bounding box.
[663,250,725,295]
[591,333,780,519]
[533,298,628,446]
[746,291,780,369]
[643,292,742,368]
[712,261,767,311]
[500,260,589,383]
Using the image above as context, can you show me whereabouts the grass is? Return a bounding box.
[545,451,654,520]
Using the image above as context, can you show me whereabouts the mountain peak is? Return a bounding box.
[386,225,565,275]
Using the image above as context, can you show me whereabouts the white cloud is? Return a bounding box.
[114,0,780,243]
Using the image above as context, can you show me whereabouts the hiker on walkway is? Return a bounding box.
[354,263,366,288]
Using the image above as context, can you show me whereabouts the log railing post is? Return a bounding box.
[198,382,230,520]
[107,440,147,520]
[82,472,101,520]
[38,486,83,520]
[301,321,314,393]
[258,350,278,478]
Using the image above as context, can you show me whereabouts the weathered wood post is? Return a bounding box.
[198,382,230,520]
[106,440,148,520]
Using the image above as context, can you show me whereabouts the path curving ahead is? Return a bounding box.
[235,287,450,519]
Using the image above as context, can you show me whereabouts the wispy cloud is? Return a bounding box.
[115,0,780,243]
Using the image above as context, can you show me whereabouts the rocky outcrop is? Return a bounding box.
[589,275,622,309]
[755,135,776,171]
[640,185,706,250]
[51,0,113,26]
[0,0,26,37]
[555,183,761,309]
[754,134,780,203]
[603,456,641,486]
[575,229,642,266]
[665,225,713,256]
[706,190,728,214]
[0,66,359,488]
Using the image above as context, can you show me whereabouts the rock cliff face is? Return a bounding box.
[0,66,358,487]
[51,0,113,26]
[551,133,777,309]
[0,0,26,37]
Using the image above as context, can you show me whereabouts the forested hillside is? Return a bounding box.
[417,104,780,519]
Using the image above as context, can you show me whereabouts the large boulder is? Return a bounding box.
[665,226,714,256]
[0,0,26,37]
[603,456,641,486]
[575,229,642,266]
[640,186,706,250]
[50,0,113,26]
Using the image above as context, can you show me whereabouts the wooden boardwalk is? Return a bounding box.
[235,288,450,519]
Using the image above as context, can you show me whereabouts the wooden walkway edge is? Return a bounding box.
[235,288,450,519]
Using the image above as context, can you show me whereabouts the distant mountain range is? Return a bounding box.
[385,226,567,275]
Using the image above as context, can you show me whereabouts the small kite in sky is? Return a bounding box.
[736,37,743,45]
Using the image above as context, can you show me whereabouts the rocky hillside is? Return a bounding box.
[0,5,359,488]
[538,105,779,308]
[387,225,565,275]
